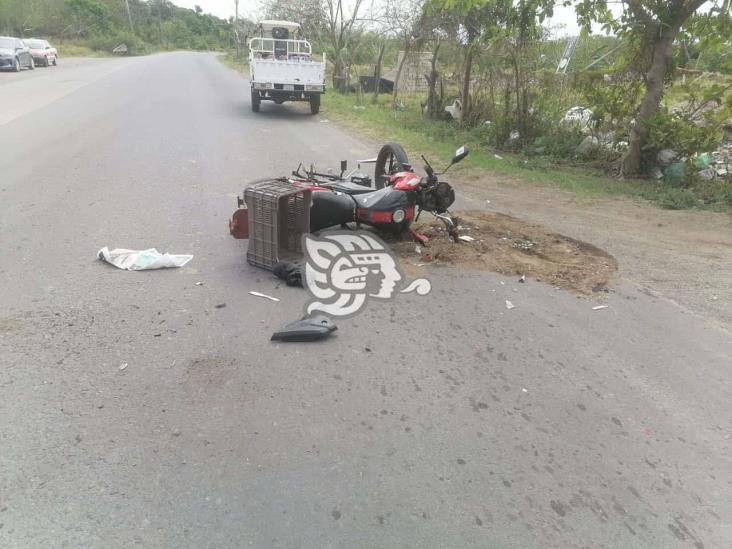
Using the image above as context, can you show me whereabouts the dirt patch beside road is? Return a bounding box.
[456,176,732,330]
[391,211,618,295]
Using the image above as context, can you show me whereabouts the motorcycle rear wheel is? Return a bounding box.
[374,142,409,189]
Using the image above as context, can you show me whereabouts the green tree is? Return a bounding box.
[425,0,555,126]
[576,0,732,176]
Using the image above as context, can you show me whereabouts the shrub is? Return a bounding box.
[658,188,698,209]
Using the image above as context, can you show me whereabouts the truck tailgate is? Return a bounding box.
[251,60,325,86]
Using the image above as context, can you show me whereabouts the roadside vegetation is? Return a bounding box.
[0,0,238,55]
[321,92,728,210]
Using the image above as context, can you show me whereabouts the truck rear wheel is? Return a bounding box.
[309,94,321,115]
[251,90,261,113]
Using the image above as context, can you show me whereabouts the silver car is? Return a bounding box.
[0,37,35,72]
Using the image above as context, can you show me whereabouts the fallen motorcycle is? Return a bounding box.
[230,142,468,268]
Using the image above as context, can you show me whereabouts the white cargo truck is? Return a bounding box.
[249,20,326,114]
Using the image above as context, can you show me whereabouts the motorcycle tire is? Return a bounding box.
[309,94,320,114]
[374,142,409,189]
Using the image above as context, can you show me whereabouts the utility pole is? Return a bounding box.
[124,0,134,33]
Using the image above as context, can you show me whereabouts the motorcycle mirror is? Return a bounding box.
[439,145,470,175]
[452,145,469,164]
[340,160,347,177]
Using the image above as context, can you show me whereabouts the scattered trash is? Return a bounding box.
[664,161,687,185]
[249,291,280,302]
[273,261,304,288]
[657,149,678,167]
[693,153,712,170]
[215,303,226,309]
[415,245,422,254]
[271,315,338,342]
[353,105,366,110]
[119,363,128,371]
[575,136,599,155]
[562,106,594,128]
[592,305,609,310]
[518,275,526,283]
[494,154,504,160]
[485,200,491,205]
[411,231,429,245]
[421,253,434,262]
[458,235,475,242]
[445,99,462,121]
[195,281,204,286]
[98,247,192,271]
[505,300,515,310]
[697,167,716,180]
[320,119,329,123]
[521,387,528,393]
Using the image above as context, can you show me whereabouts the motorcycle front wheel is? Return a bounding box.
[374,142,409,189]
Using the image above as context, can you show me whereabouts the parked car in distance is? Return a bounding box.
[0,37,34,71]
[24,39,57,67]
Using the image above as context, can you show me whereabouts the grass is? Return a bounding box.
[219,51,248,73]
[56,42,112,58]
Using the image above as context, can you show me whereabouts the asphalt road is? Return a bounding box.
[1,53,730,549]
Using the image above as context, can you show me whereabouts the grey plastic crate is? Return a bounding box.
[244,180,311,270]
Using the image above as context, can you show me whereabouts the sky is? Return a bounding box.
[169,0,612,37]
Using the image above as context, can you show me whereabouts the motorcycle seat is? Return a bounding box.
[329,182,375,195]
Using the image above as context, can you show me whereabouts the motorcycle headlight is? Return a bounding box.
[392,209,406,223]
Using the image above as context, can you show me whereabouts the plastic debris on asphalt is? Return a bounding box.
[98,247,193,270]
[119,363,128,371]
[249,291,280,302]
[518,275,526,283]
[592,305,609,310]
[271,315,337,342]
[458,235,475,242]
[273,261,304,288]
[505,300,515,310]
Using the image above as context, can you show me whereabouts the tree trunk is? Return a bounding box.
[622,24,680,175]
[511,53,521,139]
[461,41,474,124]
[332,54,345,91]
[425,40,441,119]
[392,44,410,107]
[372,43,385,104]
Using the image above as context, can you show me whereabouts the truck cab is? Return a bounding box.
[249,20,326,114]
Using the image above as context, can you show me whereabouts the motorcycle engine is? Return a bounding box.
[418,181,455,214]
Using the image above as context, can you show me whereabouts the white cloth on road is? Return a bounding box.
[98,247,193,270]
